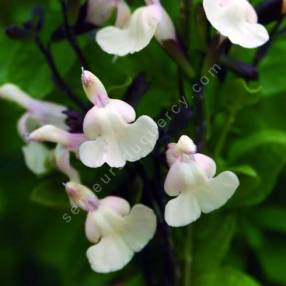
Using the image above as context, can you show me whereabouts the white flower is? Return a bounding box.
[79,70,159,168]
[203,0,269,48]
[0,83,71,176]
[65,182,157,273]
[28,126,86,182]
[86,0,131,27]
[164,135,239,227]
[96,0,176,56]
[0,83,68,139]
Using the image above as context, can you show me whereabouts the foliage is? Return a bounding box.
[0,0,285,286]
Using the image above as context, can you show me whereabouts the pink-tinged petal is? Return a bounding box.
[81,70,109,106]
[29,125,86,151]
[196,171,239,213]
[65,181,99,211]
[96,5,161,56]
[109,99,136,123]
[100,196,131,216]
[0,83,34,109]
[54,145,81,182]
[0,84,67,130]
[194,153,216,178]
[165,192,201,227]
[17,113,37,140]
[166,143,177,166]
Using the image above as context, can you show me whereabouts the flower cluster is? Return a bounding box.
[7,0,282,275]
[0,70,239,272]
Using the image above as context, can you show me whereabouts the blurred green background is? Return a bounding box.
[0,0,285,286]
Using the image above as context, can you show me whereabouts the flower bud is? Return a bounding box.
[29,125,86,151]
[65,182,99,211]
[81,69,109,107]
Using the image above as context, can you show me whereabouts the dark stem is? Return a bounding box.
[193,80,205,152]
[34,35,87,110]
[152,156,180,286]
[135,162,178,286]
[59,0,90,69]
[253,17,285,66]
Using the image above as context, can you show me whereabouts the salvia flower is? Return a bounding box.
[28,126,85,182]
[0,83,67,139]
[203,0,269,48]
[79,70,159,168]
[86,0,131,26]
[96,0,176,56]
[65,182,157,273]
[0,84,69,176]
[164,135,239,227]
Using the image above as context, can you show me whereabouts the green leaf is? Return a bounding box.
[30,177,69,208]
[260,39,286,97]
[257,239,286,285]
[0,33,76,99]
[222,78,261,112]
[193,214,237,275]
[194,267,262,286]
[250,206,286,234]
[228,130,286,206]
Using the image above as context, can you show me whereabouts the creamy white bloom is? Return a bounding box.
[65,182,157,273]
[0,83,70,176]
[96,0,176,56]
[164,135,239,227]
[28,126,85,181]
[203,0,269,48]
[79,70,159,168]
[0,83,67,138]
[86,0,131,27]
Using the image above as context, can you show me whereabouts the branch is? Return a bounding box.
[59,0,90,69]
[35,35,87,110]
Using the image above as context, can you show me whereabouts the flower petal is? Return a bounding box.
[85,211,102,243]
[87,234,133,273]
[197,171,239,213]
[86,0,117,26]
[115,0,131,28]
[194,153,216,178]
[100,196,131,216]
[111,115,158,165]
[165,192,201,227]
[203,0,269,48]
[29,125,86,151]
[154,4,176,42]
[109,99,136,123]
[164,161,203,196]
[96,5,161,56]
[79,139,107,168]
[54,145,81,182]
[80,115,158,168]
[122,204,156,252]
[22,142,51,175]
